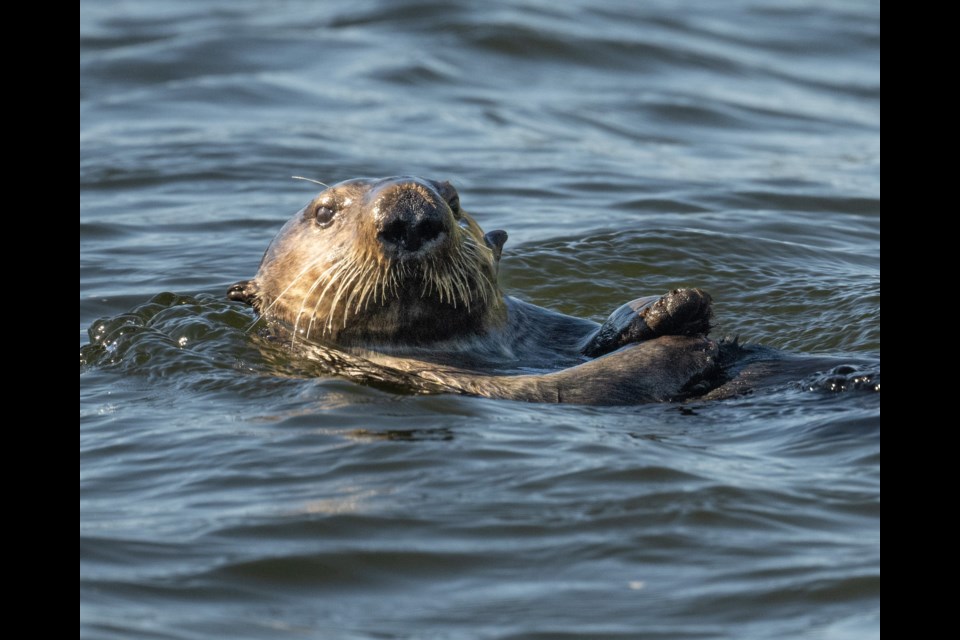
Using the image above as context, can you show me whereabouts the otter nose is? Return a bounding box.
[376,188,446,253]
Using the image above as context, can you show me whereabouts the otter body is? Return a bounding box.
[229,177,724,405]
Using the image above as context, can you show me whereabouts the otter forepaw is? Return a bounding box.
[581,288,713,358]
[641,288,713,338]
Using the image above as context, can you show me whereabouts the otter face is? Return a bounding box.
[230,177,508,346]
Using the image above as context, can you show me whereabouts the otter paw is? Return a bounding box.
[641,288,713,338]
[581,288,713,358]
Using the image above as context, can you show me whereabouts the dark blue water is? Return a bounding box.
[80,2,880,638]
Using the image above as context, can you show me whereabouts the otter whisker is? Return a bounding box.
[294,257,351,341]
[291,176,331,188]
[302,257,356,340]
[371,269,385,309]
[245,254,327,332]
[453,265,470,311]
[445,271,457,308]
[237,178,521,359]
[343,261,377,322]
[445,256,466,309]
[329,260,373,331]
[352,265,373,315]
[357,264,386,313]
[375,264,386,306]
[314,264,352,338]
[434,257,454,306]
[314,260,359,337]
[389,263,402,300]
[437,267,447,304]
[421,259,438,301]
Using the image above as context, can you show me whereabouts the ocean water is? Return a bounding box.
[80,1,880,638]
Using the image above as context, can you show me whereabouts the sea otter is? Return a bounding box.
[227,176,728,405]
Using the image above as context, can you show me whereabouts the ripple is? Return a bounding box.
[81,0,880,637]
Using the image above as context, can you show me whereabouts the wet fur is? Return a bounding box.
[241,178,503,346]
[231,177,729,404]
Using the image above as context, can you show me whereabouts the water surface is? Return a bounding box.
[80,2,880,638]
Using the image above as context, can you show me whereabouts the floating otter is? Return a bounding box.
[228,176,731,405]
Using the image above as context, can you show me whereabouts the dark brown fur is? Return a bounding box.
[229,177,723,405]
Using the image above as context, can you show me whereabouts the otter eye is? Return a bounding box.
[313,204,336,228]
[447,195,461,217]
[435,181,462,218]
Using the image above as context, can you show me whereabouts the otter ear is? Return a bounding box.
[483,230,508,261]
[227,279,259,306]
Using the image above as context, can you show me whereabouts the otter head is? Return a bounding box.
[229,177,508,347]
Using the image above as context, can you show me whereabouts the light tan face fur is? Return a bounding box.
[249,177,505,346]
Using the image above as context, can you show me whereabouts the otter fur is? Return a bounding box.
[228,176,726,405]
